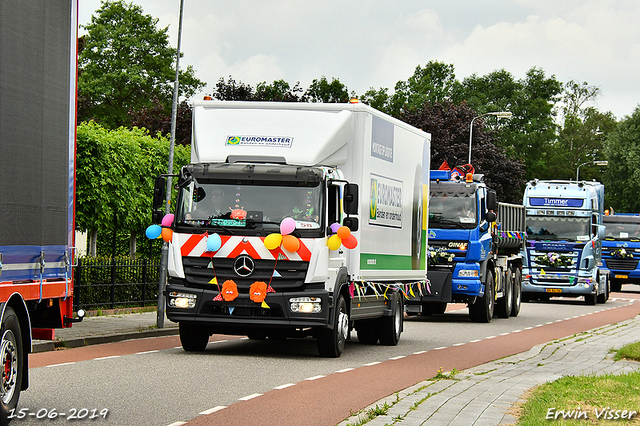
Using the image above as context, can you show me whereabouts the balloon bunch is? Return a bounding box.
[145,214,175,243]
[327,223,358,251]
[263,217,301,252]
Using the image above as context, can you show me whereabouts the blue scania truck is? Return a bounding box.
[406,169,525,322]
[521,180,610,304]
[602,211,640,292]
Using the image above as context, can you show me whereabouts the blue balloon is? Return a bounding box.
[145,224,162,240]
[207,233,222,252]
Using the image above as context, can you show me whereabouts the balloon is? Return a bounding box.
[206,233,222,252]
[343,234,358,249]
[328,234,342,251]
[329,223,341,234]
[337,226,351,240]
[161,214,175,227]
[145,224,162,240]
[264,233,283,250]
[282,234,301,252]
[280,217,296,235]
[161,227,173,243]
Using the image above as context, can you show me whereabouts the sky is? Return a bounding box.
[78,0,640,120]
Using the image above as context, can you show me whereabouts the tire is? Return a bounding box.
[379,294,402,346]
[610,279,622,293]
[421,302,447,316]
[0,307,23,426]
[317,294,348,357]
[584,293,597,305]
[495,267,512,319]
[179,322,210,352]
[356,320,379,344]
[510,267,522,317]
[597,276,609,304]
[469,269,494,323]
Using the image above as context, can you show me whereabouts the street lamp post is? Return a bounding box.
[468,111,512,164]
[576,160,608,181]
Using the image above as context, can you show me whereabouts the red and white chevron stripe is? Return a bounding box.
[176,233,314,261]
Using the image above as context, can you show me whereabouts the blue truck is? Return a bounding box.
[521,180,610,304]
[406,169,525,322]
[602,211,640,292]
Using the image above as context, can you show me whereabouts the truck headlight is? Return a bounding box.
[168,291,197,309]
[290,297,322,313]
[458,269,479,277]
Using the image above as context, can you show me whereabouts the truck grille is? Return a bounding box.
[604,258,638,270]
[182,256,308,292]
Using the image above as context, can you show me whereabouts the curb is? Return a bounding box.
[32,327,180,353]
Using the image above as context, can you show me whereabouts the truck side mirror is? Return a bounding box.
[343,217,359,232]
[152,176,166,210]
[597,224,606,240]
[344,183,359,215]
[486,211,497,223]
[486,190,497,211]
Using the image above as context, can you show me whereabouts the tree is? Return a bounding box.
[212,76,255,100]
[78,0,205,128]
[76,122,190,257]
[402,102,525,203]
[255,79,306,102]
[129,99,193,146]
[305,76,351,103]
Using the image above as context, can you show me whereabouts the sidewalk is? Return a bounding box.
[340,314,640,426]
[32,310,179,353]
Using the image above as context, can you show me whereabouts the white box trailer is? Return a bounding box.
[155,100,430,357]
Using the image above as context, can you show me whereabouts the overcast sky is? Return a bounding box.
[78,0,640,120]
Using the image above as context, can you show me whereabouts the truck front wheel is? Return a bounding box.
[317,294,348,357]
[0,307,23,426]
[511,267,522,317]
[469,270,494,323]
[179,322,210,352]
[495,267,512,319]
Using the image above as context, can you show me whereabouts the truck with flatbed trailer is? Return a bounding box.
[0,1,83,422]
[153,100,431,357]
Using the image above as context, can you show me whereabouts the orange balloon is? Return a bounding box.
[161,227,173,243]
[282,234,301,252]
[337,226,351,239]
[343,234,358,249]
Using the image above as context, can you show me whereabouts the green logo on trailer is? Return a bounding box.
[370,178,377,220]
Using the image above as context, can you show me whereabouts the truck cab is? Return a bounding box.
[602,212,640,292]
[521,180,610,304]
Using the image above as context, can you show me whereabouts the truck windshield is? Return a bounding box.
[176,181,322,231]
[604,221,640,240]
[526,216,591,241]
[428,188,477,229]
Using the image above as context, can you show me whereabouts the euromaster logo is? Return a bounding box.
[370,178,378,220]
[225,135,293,147]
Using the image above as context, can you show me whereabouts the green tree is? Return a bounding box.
[255,79,305,101]
[78,0,205,128]
[305,76,351,103]
[76,122,190,257]
[603,107,640,211]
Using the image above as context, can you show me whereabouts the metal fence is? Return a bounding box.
[73,257,160,310]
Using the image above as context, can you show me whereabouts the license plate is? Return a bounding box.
[615,274,628,279]
[545,288,562,293]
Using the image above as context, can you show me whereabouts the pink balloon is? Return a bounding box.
[161,214,175,227]
[280,217,296,235]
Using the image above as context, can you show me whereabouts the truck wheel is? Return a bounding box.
[421,302,447,315]
[317,294,348,357]
[0,307,23,426]
[379,294,402,346]
[179,322,210,352]
[584,294,597,305]
[356,320,379,344]
[469,270,494,323]
[610,279,622,292]
[495,267,512,319]
[510,267,522,317]
[597,276,609,304]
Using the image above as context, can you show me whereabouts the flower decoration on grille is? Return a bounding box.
[612,248,634,259]
[427,246,455,266]
[535,252,574,268]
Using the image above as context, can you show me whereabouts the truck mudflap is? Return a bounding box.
[406,270,452,305]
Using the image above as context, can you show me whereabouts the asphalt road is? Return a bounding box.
[20,290,640,426]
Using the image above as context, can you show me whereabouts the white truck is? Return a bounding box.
[153,100,430,357]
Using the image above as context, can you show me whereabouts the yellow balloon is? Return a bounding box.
[328,234,342,251]
[264,233,283,250]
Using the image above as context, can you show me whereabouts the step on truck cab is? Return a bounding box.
[154,100,431,357]
[406,168,525,322]
[522,180,610,304]
[602,211,640,292]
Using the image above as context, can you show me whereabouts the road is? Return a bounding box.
[20,289,640,426]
